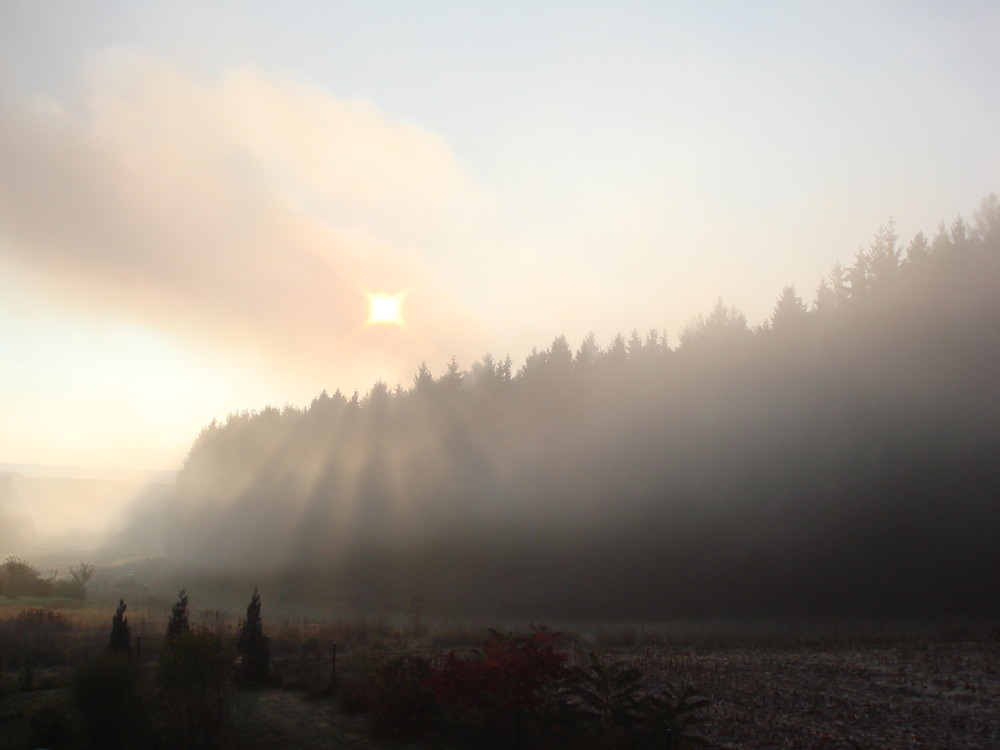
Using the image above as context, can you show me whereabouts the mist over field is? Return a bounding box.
[105,198,1000,621]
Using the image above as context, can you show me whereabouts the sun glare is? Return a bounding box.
[367,292,405,325]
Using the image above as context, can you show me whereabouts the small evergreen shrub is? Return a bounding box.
[639,683,712,749]
[108,598,131,654]
[235,587,270,685]
[559,654,712,749]
[166,589,190,639]
[561,652,648,735]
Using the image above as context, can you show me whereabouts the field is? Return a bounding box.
[617,638,1000,748]
[1,599,998,749]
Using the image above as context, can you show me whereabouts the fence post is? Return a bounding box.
[331,642,338,690]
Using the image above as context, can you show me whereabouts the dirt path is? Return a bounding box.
[227,689,429,750]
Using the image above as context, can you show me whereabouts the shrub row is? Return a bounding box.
[340,627,713,750]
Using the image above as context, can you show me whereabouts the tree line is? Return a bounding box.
[0,556,94,599]
[133,195,1000,619]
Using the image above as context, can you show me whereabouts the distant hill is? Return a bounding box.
[0,463,176,484]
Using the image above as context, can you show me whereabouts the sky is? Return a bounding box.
[1,1,998,472]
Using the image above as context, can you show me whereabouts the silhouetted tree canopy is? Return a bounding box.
[142,195,1000,620]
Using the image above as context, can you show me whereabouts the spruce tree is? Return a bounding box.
[108,598,131,653]
[166,589,190,638]
[236,587,270,683]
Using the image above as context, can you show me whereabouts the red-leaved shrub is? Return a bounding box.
[426,626,568,719]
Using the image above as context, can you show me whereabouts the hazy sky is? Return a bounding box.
[1,1,998,471]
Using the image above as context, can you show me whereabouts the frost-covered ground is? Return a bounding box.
[627,640,1000,749]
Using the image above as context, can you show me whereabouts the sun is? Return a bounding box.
[367,292,405,325]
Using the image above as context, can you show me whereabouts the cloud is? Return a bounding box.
[0,53,488,386]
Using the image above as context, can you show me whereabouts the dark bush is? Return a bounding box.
[27,695,77,749]
[18,664,34,692]
[0,608,76,671]
[158,628,234,749]
[74,652,143,750]
[366,655,438,736]
[426,627,569,747]
[0,556,47,597]
[337,676,373,715]
[427,627,569,716]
